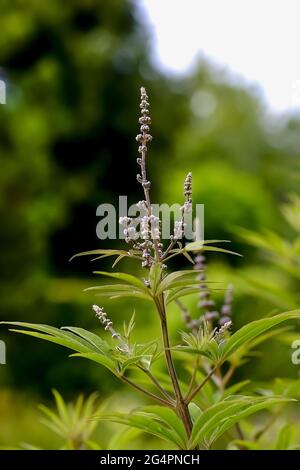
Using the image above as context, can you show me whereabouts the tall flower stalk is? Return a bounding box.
[4,86,300,450]
[136,87,193,435]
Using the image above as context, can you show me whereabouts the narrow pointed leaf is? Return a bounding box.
[69,249,129,262]
[157,270,203,294]
[92,271,150,294]
[220,310,300,362]
[70,352,117,375]
[61,327,110,353]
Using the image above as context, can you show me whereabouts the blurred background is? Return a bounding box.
[1,0,300,449]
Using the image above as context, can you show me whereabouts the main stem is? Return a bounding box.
[156,294,193,438]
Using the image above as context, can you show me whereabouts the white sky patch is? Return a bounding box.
[139,0,300,113]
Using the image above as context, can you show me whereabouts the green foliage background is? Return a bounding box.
[0,0,300,449]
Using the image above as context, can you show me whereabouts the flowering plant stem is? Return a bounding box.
[4,86,300,450]
[155,292,193,437]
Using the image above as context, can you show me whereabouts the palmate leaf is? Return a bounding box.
[114,341,161,371]
[173,339,220,363]
[39,390,101,446]
[73,340,160,374]
[173,310,300,366]
[118,355,153,372]
[190,396,293,449]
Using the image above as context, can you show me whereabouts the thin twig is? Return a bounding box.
[222,364,235,387]
[138,365,175,403]
[162,237,177,260]
[120,374,173,408]
[185,366,217,403]
[185,356,200,400]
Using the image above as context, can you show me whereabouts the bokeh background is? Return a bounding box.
[1,0,300,449]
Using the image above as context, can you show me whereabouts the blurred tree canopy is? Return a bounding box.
[0,0,300,398]
[0,0,188,394]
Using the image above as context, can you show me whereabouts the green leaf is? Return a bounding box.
[38,404,67,436]
[1,322,118,376]
[181,250,195,264]
[85,284,138,292]
[220,310,300,362]
[84,284,151,301]
[51,389,72,429]
[123,312,135,341]
[20,444,43,450]
[166,287,204,304]
[69,249,129,262]
[140,406,187,449]
[119,355,154,372]
[190,396,292,448]
[190,398,248,448]
[202,240,231,244]
[97,410,185,448]
[175,311,300,366]
[92,271,150,294]
[188,403,202,423]
[157,270,202,294]
[107,428,141,450]
[230,440,262,450]
[228,326,291,367]
[184,243,241,257]
[275,424,294,450]
[218,380,250,400]
[61,327,110,354]
[2,321,100,352]
[211,397,293,447]
[112,255,128,268]
[71,352,117,375]
[86,440,103,450]
[8,329,94,354]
